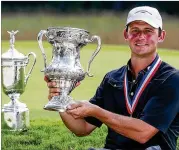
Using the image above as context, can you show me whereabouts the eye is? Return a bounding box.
[147,30,152,32]
[145,29,153,33]
[131,29,139,34]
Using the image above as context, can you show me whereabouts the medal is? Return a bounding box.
[124,56,162,115]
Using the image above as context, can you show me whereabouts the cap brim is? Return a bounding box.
[127,16,160,29]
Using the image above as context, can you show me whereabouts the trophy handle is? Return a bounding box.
[37,30,48,71]
[25,52,36,84]
[85,35,101,77]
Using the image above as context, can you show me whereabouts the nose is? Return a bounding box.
[138,32,146,39]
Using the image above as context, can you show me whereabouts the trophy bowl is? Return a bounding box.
[37,27,101,112]
[1,30,36,131]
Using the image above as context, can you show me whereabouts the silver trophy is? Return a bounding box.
[1,30,36,131]
[37,27,101,112]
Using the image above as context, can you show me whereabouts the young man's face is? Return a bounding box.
[124,21,165,57]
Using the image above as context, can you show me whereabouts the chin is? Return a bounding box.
[130,45,156,56]
[134,49,148,54]
[134,50,155,57]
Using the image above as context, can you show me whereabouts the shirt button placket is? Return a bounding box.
[130,92,134,96]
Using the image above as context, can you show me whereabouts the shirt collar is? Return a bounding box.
[127,54,159,76]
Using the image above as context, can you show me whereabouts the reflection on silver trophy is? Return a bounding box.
[37,27,101,112]
[1,30,36,131]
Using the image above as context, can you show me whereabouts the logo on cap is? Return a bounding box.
[135,10,152,15]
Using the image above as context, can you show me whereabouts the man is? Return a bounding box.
[46,6,179,150]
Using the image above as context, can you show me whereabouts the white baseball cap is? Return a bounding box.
[126,6,163,29]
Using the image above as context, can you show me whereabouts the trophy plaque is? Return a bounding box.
[1,30,36,131]
[37,27,101,112]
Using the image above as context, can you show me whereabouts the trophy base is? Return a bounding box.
[44,95,74,112]
[2,102,29,131]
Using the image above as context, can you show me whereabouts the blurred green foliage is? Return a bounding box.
[2,13,179,50]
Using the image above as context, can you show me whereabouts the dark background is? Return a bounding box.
[2,1,179,16]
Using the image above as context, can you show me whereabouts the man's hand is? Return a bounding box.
[44,76,80,100]
[44,76,60,100]
[66,101,97,119]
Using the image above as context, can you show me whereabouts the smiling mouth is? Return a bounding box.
[135,44,148,46]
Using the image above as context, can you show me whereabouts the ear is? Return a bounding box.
[123,29,128,41]
[158,30,166,43]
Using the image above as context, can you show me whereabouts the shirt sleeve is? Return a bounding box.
[140,72,179,133]
[84,73,109,127]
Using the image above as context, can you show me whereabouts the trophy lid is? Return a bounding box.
[1,48,27,60]
[1,30,27,61]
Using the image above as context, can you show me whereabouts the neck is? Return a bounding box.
[130,53,157,78]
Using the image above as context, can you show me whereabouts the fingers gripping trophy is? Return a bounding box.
[37,27,101,112]
[1,30,36,131]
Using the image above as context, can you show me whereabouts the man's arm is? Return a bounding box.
[59,112,97,136]
[67,102,158,143]
[93,106,158,144]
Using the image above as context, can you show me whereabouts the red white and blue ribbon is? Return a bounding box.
[124,55,162,115]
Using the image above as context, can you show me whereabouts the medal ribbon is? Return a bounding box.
[124,56,162,115]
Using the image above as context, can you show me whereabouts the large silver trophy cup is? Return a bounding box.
[37,27,101,112]
[1,30,36,131]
